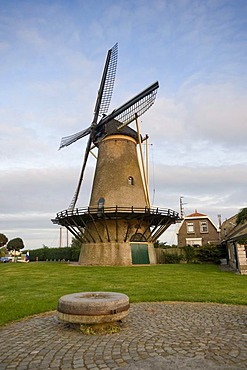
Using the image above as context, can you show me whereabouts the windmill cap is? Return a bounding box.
[94,119,139,144]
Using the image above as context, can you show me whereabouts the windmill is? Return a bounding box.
[52,43,179,265]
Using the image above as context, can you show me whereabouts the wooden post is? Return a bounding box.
[135,114,150,208]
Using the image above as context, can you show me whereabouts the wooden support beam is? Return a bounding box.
[102,214,111,242]
[88,214,103,242]
[124,222,131,242]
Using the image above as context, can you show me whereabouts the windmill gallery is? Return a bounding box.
[52,44,179,266]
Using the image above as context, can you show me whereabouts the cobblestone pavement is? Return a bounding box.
[0,302,246,370]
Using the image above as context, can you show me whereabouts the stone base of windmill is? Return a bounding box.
[57,292,129,334]
[78,242,157,266]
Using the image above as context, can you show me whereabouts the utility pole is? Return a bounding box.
[66,228,69,247]
[180,196,187,219]
[59,227,62,248]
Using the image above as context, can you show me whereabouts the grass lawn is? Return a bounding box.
[0,262,246,326]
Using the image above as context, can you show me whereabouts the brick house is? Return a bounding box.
[177,210,220,247]
[220,214,247,275]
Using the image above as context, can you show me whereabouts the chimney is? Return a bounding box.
[218,214,222,229]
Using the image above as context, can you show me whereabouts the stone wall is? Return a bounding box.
[78,242,157,266]
[238,244,247,275]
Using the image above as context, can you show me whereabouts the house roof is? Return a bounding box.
[186,210,207,218]
[221,215,247,242]
[176,210,220,235]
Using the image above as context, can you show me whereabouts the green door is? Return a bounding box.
[131,243,150,264]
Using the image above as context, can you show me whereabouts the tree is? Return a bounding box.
[7,237,25,252]
[236,207,247,225]
[0,233,8,247]
[71,237,83,248]
[0,247,6,257]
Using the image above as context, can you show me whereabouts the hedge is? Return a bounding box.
[157,244,227,264]
[28,246,80,262]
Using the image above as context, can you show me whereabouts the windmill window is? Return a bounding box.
[97,198,105,217]
[97,198,105,211]
[200,221,208,233]
[128,176,134,185]
[187,222,194,233]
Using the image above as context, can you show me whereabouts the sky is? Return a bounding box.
[1,0,247,249]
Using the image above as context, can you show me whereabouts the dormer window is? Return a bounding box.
[128,176,134,185]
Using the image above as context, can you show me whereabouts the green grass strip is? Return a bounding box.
[0,262,246,326]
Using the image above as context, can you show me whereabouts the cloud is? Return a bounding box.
[151,163,247,220]
[142,80,247,156]
[0,164,94,249]
[181,82,247,146]
[0,166,94,214]
[1,0,246,250]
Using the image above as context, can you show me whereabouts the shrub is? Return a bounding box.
[196,245,221,264]
[163,252,183,264]
[183,245,196,263]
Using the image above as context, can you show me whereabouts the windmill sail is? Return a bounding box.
[57,44,159,212]
[95,43,118,118]
[67,43,118,210]
[115,82,158,128]
[59,43,118,151]
[59,126,91,150]
[98,81,159,130]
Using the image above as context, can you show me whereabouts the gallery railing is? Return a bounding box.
[55,206,179,219]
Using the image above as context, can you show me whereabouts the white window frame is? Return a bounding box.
[200,221,208,233]
[187,221,194,234]
[186,238,202,247]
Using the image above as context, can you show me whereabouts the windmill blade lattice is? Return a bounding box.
[97,81,159,131]
[66,43,118,210]
[116,83,159,128]
[98,43,118,116]
[59,43,118,151]
[59,126,91,150]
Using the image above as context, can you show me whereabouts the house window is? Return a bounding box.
[187,222,194,233]
[200,221,208,233]
[186,238,202,247]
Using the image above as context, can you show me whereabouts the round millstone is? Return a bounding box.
[57,292,129,324]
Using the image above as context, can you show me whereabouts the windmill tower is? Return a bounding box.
[52,44,179,265]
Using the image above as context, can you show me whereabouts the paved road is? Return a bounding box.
[0,302,246,369]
